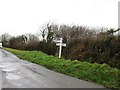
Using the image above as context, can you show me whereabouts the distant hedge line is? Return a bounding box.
[6,34,120,68]
[2,24,120,68]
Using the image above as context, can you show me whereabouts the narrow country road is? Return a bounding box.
[0,49,106,88]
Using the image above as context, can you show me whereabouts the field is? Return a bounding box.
[5,48,120,89]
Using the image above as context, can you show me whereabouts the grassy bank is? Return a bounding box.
[4,48,120,89]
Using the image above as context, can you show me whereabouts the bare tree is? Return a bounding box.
[37,23,48,41]
[54,25,96,42]
[1,33,11,46]
[37,22,57,42]
[25,33,39,43]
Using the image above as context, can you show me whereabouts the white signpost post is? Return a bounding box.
[0,43,2,48]
[56,38,66,58]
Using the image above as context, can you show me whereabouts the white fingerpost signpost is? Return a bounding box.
[56,38,66,58]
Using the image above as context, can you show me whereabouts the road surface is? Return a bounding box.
[0,49,105,88]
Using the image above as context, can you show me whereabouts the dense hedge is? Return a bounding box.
[64,35,120,68]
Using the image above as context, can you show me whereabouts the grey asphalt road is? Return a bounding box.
[0,49,106,88]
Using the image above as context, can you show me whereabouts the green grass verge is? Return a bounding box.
[4,48,120,89]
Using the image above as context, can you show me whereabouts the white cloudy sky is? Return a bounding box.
[0,0,119,36]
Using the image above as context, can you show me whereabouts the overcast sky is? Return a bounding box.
[0,0,119,36]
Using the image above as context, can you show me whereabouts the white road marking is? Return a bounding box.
[2,68,16,72]
[6,73,20,80]
[0,63,12,68]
